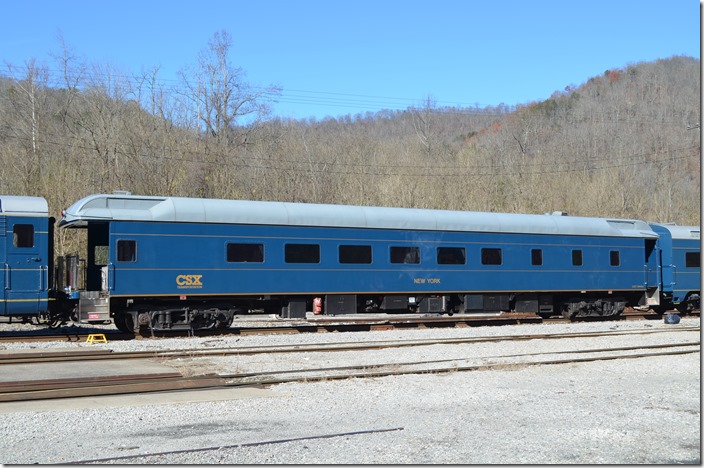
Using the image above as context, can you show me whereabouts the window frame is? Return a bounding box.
[390,246,421,264]
[339,245,372,264]
[116,239,137,263]
[227,242,264,263]
[12,224,34,248]
[572,249,583,267]
[610,250,620,267]
[437,247,466,265]
[284,243,321,264]
[685,251,700,268]
[481,248,502,266]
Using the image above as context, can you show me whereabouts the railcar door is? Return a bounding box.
[644,239,659,287]
[657,234,676,294]
[641,238,662,307]
[3,217,46,316]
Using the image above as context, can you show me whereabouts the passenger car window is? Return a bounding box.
[572,250,583,266]
[339,245,372,264]
[227,243,264,263]
[481,248,502,265]
[437,247,466,265]
[686,252,700,268]
[285,244,320,263]
[390,246,420,264]
[610,250,620,267]
[117,240,137,262]
[531,249,543,266]
[13,224,33,248]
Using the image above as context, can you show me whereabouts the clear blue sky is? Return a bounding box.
[1,0,699,120]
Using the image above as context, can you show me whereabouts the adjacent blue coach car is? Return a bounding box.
[54,192,698,332]
[0,196,53,319]
[650,223,700,312]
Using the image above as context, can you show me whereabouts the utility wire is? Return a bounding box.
[2,67,697,121]
[1,130,698,178]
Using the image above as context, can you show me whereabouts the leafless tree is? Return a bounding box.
[178,30,281,144]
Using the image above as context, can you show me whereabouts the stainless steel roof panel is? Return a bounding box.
[650,223,700,240]
[59,193,659,238]
[0,195,48,217]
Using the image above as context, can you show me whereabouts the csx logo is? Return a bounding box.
[176,275,203,288]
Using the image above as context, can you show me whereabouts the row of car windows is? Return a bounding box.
[10,224,701,268]
[226,243,610,267]
[110,240,704,268]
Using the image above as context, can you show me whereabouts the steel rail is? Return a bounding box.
[2,308,691,344]
[213,343,701,390]
[0,342,698,403]
[0,313,540,343]
[0,373,232,402]
[0,326,699,365]
[0,332,132,344]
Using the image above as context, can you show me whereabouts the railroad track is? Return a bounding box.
[0,313,540,343]
[54,334,702,465]
[224,341,700,386]
[1,325,699,365]
[0,331,133,344]
[0,326,699,403]
[0,308,689,344]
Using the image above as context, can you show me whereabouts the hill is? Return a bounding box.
[0,56,699,237]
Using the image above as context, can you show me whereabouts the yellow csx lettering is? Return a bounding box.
[176,275,203,288]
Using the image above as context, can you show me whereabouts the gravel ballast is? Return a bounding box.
[0,317,700,464]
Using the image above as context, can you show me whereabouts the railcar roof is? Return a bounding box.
[650,223,700,240]
[59,193,658,239]
[0,195,48,217]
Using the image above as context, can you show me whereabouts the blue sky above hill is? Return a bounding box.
[1,0,699,119]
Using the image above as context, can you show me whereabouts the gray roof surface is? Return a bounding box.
[59,193,659,239]
[651,223,701,240]
[0,196,48,217]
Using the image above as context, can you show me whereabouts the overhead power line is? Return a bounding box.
[0,67,698,122]
[1,129,698,178]
[0,67,492,115]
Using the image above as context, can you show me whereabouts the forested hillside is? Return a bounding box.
[0,40,699,255]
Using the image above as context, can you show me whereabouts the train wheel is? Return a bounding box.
[48,310,69,328]
[48,319,64,328]
[113,314,126,332]
[114,313,135,333]
[216,318,233,329]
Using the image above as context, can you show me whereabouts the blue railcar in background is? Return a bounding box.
[0,192,700,332]
[650,224,701,312]
[0,196,53,319]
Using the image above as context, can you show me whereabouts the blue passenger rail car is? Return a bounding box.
[650,223,700,312]
[58,193,665,332]
[0,196,53,320]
